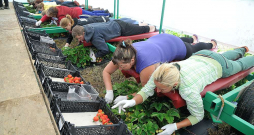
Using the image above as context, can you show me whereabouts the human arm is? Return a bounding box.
[103,61,119,90]
[40,15,51,23]
[103,61,119,103]
[65,33,73,47]
[91,36,110,58]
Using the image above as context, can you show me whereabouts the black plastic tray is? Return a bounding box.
[51,97,132,135]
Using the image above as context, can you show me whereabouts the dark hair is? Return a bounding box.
[112,39,137,65]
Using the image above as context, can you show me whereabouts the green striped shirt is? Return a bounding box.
[137,55,222,125]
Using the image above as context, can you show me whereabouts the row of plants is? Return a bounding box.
[24,5,36,14]
[61,46,113,68]
[108,80,180,135]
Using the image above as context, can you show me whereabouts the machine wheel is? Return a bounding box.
[231,81,254,134]
[235,81,254,121]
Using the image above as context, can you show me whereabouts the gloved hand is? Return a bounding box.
[105,90,114,104]
[35,20,42,26]
[50,20,57,25]
[29,12,34,15]
[89,48,96,62]
[114,95,127,105]
[157,123,177,135]
[112,99,136,114]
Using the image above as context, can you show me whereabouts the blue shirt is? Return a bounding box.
[134,34,186,74]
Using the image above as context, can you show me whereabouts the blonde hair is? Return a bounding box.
[46,7,58,17]
[72,25,84,38]
[153,63,180,88]
[60,14,74,28]
[112,40,137,65]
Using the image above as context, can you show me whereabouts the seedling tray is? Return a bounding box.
[51,97,132,135]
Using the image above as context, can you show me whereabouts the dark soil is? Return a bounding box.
[54,38,135,97]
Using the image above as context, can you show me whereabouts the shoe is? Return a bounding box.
[236,46,249,52]
[104,9,109,13]
[0,7,4,10]
[109,13,113,17]
[211,39,217,49]
[89,48,96,62]
[73,1,80,6]
[193,34,199,43]
[4,6,9,9]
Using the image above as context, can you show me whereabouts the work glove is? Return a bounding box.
[157,123,177,135]
[105,90,114,104]
[114,95,127,105]
[35,20,42,26]
[50,20,57,25]
[112,99,136,114]
[89,48,96,62]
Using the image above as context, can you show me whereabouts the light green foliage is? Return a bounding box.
[24,6,36,14]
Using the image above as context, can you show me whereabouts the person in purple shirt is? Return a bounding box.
[103,33,217,104]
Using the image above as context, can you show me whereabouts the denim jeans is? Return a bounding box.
[194,48,254,78]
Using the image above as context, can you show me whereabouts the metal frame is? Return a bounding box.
[203,74,254,135]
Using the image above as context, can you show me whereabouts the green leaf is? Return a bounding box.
[151,112,165,122]
[165,116,174,123]
[167,108,180,118]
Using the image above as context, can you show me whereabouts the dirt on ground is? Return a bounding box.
[54,38,136,97]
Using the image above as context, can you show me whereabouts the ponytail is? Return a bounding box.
[112,39,137,65]
[60,14,74,28]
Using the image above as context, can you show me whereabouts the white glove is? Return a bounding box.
[105,90,114,104]
[64,43,69,48]
[29,13,34,15]
[157,123,177,135]
[112,99,136,114]
[35,20,42,26]
[114,95,127,105]
[89,48,96,62]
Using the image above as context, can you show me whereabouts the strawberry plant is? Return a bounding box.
[62,45,91,68]
[165,30,192,38]
[24,6,36,13]
[41,22,57,28]
[49,32,68,39]
[110,80,180,135]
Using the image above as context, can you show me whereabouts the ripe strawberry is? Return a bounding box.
[98,109,103,113]
[79,81,84,84]
[93,116,99,122]
[75,80,80,84]
[68,74,72,78]
[64,77,68,82]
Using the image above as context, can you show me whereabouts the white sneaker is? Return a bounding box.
[89,48,96,62]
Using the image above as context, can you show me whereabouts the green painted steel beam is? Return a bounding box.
[114,0,116,19]
[207,79,254,112]
[117,0,119,19]
[32,15,42,20]
[204,99,254,135]
[159,0,166,34]
[106,43,116,52]
[29,27,67,34]
[203,76,254,135]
